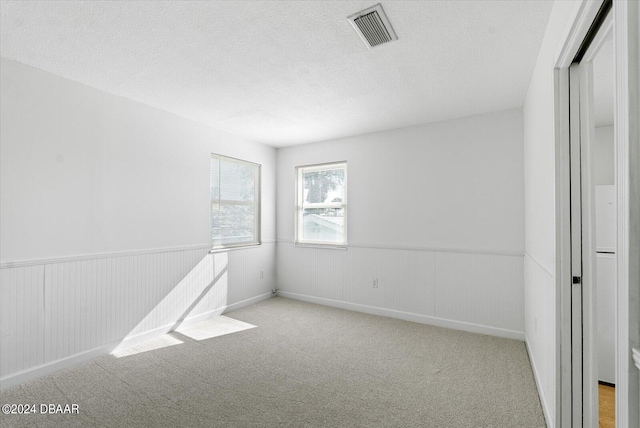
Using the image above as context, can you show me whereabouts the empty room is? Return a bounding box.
[1,1,638,427]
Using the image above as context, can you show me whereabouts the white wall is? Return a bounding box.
[1,59,276,262]
[278,109,523,253]
[522,1,579,426]
[0,58,276,388]
[594,125,615,185]
[276,109,525,339]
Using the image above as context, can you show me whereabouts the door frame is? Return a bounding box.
[554,0,639,426]
[555,3,604,424]
[569,17,612,423]
[568,62,585,427]
[614,1,640,427]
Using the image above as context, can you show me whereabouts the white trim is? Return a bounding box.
[578,58,599,428]
[0,241,276,269]
[554,0,605,68]
[0,342,118,391]
[278,239,524,257]
[277,291,524,341]
[633,348,640,372]
[210,153,261,250]
[293,243,348,251]
[552,2,609,425]
[294,161,347,173]
[301,202,345,210]
[582,11,614,63]
[524,251,554,279]
[0,244,211,269]
[554,65,573,428]
[614,0,630,419]
[349,242,523,257]
[614,0,639,426]
[525,334,553,428]
[0,292,273,391]
[295,161,348,247]
[569,62,584,424]
[223,291,272,313]
[553,2,639,425]
[209,242,265,253]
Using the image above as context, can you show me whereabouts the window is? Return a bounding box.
[295,162,347,246]
[210,154,260,248]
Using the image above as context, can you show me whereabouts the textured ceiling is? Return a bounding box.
[1,1,554,147]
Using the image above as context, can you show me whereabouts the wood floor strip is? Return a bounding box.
[598,383,615,428]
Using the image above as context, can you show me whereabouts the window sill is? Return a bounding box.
[294,242,348,250]
[209,242,261,253]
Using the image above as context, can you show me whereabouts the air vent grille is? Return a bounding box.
[348,4,398,49]
[354,11,391,47]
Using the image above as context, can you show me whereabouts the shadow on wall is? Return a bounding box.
[111,252,229,355]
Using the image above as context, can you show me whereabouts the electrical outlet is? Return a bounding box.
[260,270,264,279]
[373,278,378,288]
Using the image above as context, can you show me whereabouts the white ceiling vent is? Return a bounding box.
[348,3,398,49]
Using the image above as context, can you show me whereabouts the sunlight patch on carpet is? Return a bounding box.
[112,334,184,358]
[176,316,256,341]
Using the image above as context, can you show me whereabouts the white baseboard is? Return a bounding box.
[0,292,273,391]
[277,291,524,341]
[525,334,553,428]
[0,342,118,391]
[224,291,273,313]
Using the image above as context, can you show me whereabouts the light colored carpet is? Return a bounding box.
[0,297,545,427]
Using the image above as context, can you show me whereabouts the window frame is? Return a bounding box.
[210,153,261,250]
[294,161,348,248]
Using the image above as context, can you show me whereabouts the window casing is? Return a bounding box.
[295,162,347,246]
[210,154,260,249]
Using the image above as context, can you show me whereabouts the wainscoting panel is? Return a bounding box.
[0,243,275,388]
[277,242,524,338]
[523,252,556,425]
[435,252,524,332]
[0,265,46,381]
[275,245,346,301]
[342,247,436,316]
[227,244,276,305]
